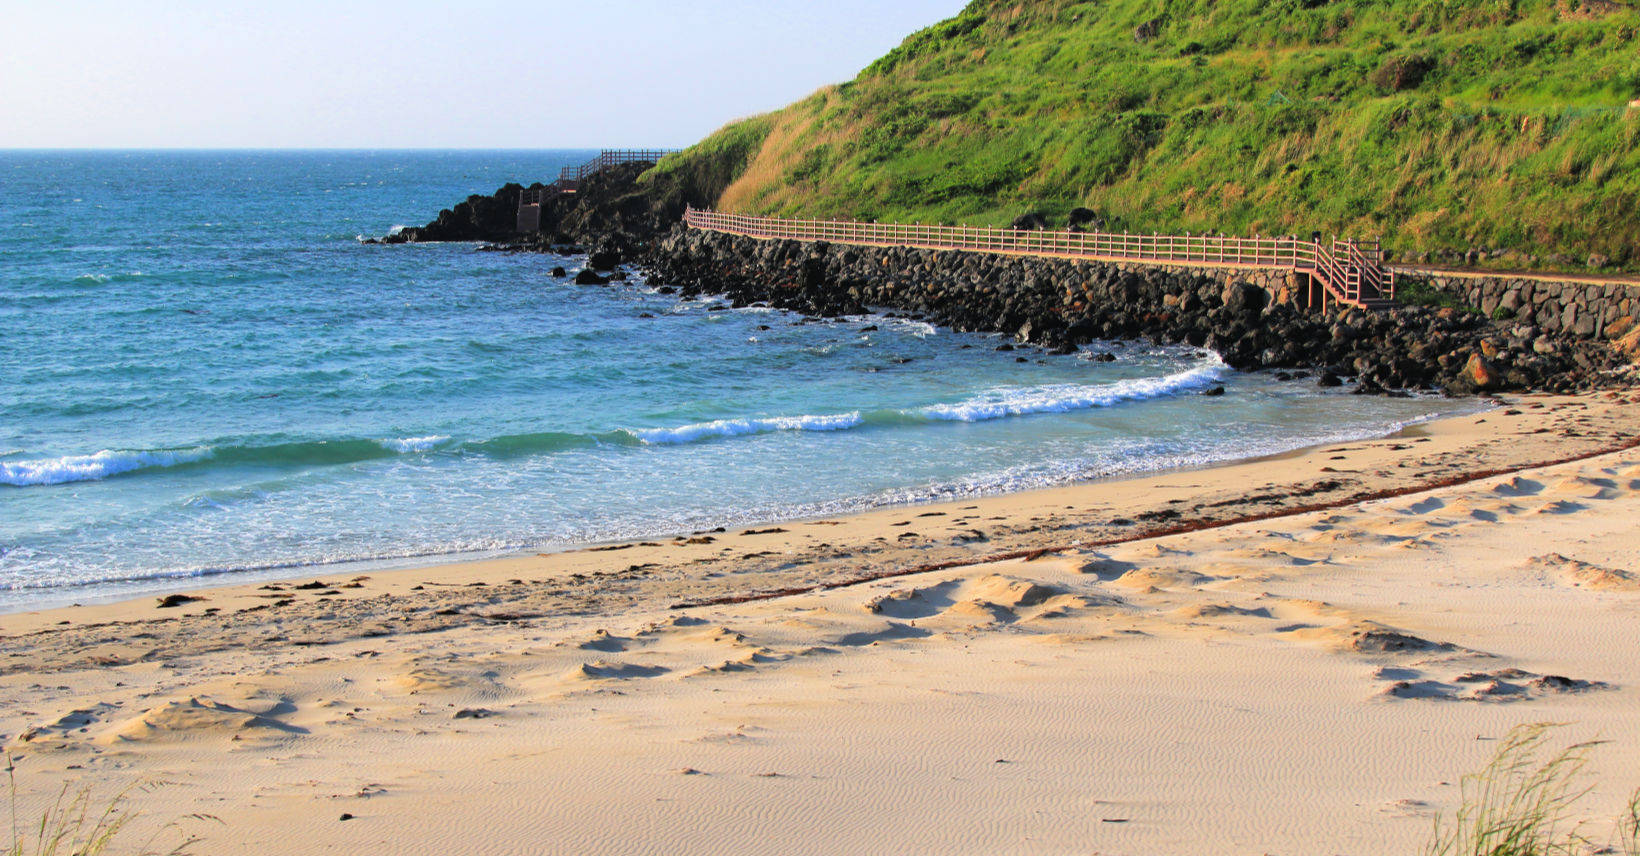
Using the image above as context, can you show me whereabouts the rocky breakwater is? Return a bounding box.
[648,229,1638,395]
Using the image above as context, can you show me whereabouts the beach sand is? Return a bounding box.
[3,391,1639,854]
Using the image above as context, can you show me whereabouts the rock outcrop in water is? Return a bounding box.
[645,229,1636,396]
[374,161,712,262]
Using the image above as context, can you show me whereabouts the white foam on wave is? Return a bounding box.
[378,435,450,453]
[890,319,938,338]
[1,448,214,487]
[919,360,1226,422]
[624,358,1223,446]
[628,412,864,445]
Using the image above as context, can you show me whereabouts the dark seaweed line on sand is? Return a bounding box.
[668,432,1640,610]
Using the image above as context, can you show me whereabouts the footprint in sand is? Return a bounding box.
[574,629,638,652]
[562,660,671,681]
[1550,475,1622,500]
[829,621,933,647]
[865,575,1066,628]
[10,702,122,746]
[1110,567,1217,593]
[1379,667,1609,703]
[1491,476,1545,497]
[865,580,964,619]
[1170,603,1273,621]
[1076,554,1140,580]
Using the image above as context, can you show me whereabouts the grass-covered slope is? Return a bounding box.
[650,0,1640,269]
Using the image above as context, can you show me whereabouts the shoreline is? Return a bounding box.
[3,389,1638,854]
[1,390,1631,641]
[2,388,1637,854]
[0,375,1477,618]
[1,391,1485,621]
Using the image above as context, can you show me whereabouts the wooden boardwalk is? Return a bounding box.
[683,207,1397,311]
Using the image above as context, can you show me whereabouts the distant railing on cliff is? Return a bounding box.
[683,207,1396,310]
[517,149,680,233]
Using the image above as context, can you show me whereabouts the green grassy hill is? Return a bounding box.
[648,0,1640,270]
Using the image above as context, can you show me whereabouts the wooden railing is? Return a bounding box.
[683,207,1396,309]
[556,149,678,187]
[517,149,681,232]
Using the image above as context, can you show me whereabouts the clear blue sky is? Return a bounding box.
[0,1,969,148]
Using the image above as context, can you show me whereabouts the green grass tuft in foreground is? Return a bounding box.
[6,757,201,856]
[1426,723,1640,856]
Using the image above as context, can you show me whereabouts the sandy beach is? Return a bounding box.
[4,391,1639,855]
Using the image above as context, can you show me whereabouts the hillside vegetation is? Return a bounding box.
[648,0,1640,269]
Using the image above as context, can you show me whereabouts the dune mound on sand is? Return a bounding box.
[1550,476,1621,500]
[1286,617,1457,656]
[969,575,1059,608]
[396,667,465,694]
[1529,553,1640,591]
[575,629,636,652]
[1112,567,1216,592]
[563,660,670,681]
[104,696,303,743]
[866,575,1061,623]
[1171,603,1273,620]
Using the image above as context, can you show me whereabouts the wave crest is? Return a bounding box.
[379,435,450,453]
[1,448,214,487]
[920,362,1224,422]
[628,412,865,445]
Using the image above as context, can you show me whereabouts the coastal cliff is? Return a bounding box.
[662,0,1640,272]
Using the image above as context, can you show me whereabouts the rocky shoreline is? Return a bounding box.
[645,228,1634,396]
[376,170,1638,396]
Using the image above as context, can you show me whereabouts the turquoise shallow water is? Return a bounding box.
[0,151,1481,611]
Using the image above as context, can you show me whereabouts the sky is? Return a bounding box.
[0,1,969,149]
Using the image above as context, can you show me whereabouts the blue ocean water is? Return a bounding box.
[0,151,1479,611]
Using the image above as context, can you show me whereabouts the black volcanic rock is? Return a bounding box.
[1010,212,1051,231]
[638,228,1635,396]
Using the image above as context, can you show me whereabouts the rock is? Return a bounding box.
[1010,212,1050,231]
[1133,16,1164,41]
[1221,281,1267,316]
[1587,253,1610,269]
[1067,207,1102,230]
[589,249,622,270]
[1613,326,1640,363]
[1462,352,1499,390]
[574,269,609,285]
[550,266,567,278]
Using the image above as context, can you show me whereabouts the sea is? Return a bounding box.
[0,150,1484,612]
